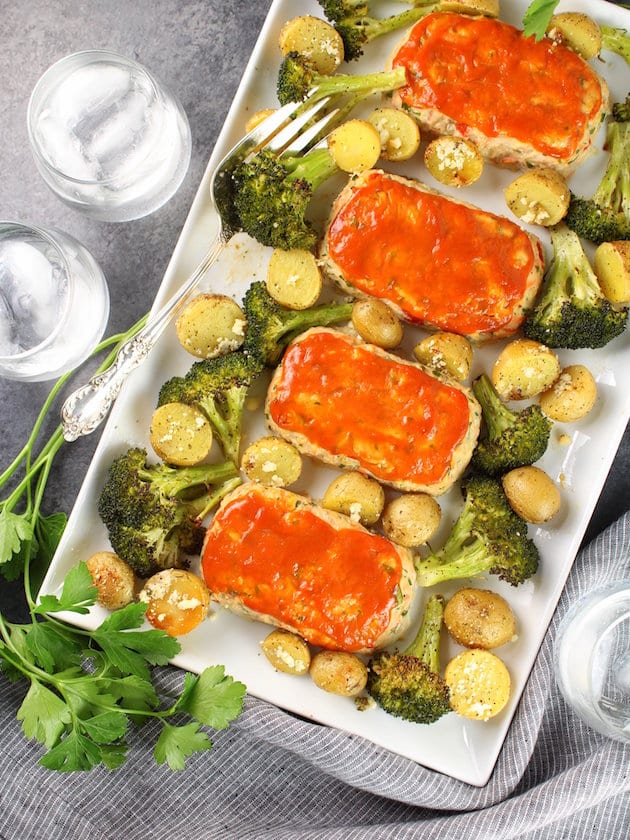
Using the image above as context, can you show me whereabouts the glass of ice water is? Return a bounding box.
[0,222,110,381]
[27,51,192,222]
[554,579,630,742]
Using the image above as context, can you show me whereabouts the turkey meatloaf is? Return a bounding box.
[201,483,416,653]
[320,169,545,341]
[390,12,609,173]
[266,328,481,495]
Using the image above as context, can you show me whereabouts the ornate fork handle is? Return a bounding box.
[61,232,226,442]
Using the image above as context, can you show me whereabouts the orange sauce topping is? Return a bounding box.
[327,172,538,336]
[201,487,406,650]
[392,13,604,161]
[268,330,471,486]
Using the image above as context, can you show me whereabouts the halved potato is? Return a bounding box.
[328,120,381,174]
[367,107,421,162]
[351,299,403,349]
[150,402,213,467]
[504,168,570,227]
[240,436,303,487]
[594,241,630,305]
[424,136,483,188]
[491,339,560,401]
[266,248,322,310]
[412,332,473,381]
[539,364,597,422]
[175,294,245,359]
[278,15,344,74]
[321,471,385,526]
[444,649,511,720]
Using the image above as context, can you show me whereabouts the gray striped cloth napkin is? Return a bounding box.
[0,512,628,839]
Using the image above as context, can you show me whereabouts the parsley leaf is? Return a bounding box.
[179,665,246,730]
[0,509,33,566]
[17,681,70,748]
[154,721,213,770]
[522,0,560,41]
[35,561,97,615]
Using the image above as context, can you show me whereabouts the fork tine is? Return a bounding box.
[272,106,343,155]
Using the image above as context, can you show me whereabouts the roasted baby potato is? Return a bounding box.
[367,107,421,162]
[381,493,441,547]
[491,339,560,401]
[86,551,136,611]
[241,436,302,487]
[150,402,213,466]
[266,248,322,310]
[245,108,277,133]
[309,650,368,696]
[504,168,570,227]
[594,241,630,305]
[328,119,382,174]
[138,569,211,636]
[502,465,562,524]
[260,628,311,675]
[444,588,516,649]
[440,0,499,17]
[175,294,246,359]
[546,12,602,60]
[444,648,511,720]
[539,364,597,422]
[412,332,473,381]
[321,471,385,526]
[351,299,403,349]
[424,136,483,188]
[278,15,344,74]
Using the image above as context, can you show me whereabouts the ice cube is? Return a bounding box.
[0,240,63,349]
[50,63,132,130]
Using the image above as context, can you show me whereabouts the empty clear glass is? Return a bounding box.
[554,579,630,742]
[0,222,109,381]
[27,50,192,222]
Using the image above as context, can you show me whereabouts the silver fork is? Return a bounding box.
[60,92,343,442]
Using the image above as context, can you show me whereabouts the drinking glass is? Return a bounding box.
[554,579,630,742]
[27,50,192,222]
[0,222,110,381]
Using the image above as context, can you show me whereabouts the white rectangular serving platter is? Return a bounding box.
[41,0,630,786]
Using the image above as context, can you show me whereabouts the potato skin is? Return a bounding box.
[381,493,441,547]
[492,339,560,400]
[260,629,311,675]
[351,299,403,349]
[321,471,385,526]
[444,588,516,649]
[539,364,597,422]
[309,650,368,696]
[86,551,136,611]
[502,465,561,524]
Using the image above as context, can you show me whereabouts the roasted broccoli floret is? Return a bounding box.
[277,50,407,105]
[318,0,436,60]
[415,475,540,588]
[367,593,451,724]
[231,145,340,252]
[601,25,630,66]
[98,448,240,578]
[470,374,552,475]
[523,223,628,348]
[242,281,353,366]
[158,350,263,464]
[565,95,630,244]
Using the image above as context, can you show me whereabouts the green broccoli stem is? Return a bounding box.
[284,147,341,192]
[187,475,242,521]
[472,374,516,440]
[195,395,244,464]
[592,119,630,215]
[141,460,239,500]
[550,225,602,302]
[403,594,444,673]
[356,6,435,42]
[278,299,355,348]
[306,65,407,105]
[601,25,630,66]
[416,536,492,588]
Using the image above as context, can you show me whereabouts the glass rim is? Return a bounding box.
[26,49,170,187]
[0,221,74,363]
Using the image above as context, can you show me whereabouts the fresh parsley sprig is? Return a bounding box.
[0,317,246,771]
[522,0,560,40]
